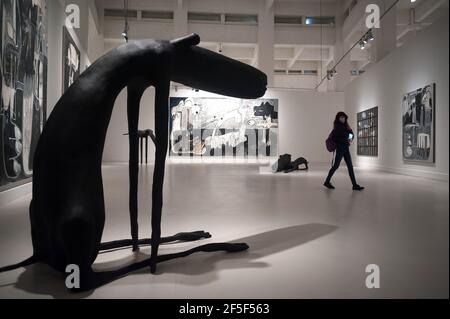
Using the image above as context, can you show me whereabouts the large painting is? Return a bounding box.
[357,107,378,157]
[0,0,48,191]
[169,97,278,157]
[62,26,80,92]
[402,84,435,163]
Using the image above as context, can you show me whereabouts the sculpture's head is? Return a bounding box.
[169,34,267,99]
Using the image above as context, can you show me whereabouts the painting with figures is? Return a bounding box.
[402,84,435,163]
[0,0,48,191]
[169,97,278,157]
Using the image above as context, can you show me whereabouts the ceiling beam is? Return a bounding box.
[416,0,448,22]
[324,46,335,69]
[287,46,305,70]
[251,46,258,67]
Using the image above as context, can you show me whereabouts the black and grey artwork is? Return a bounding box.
[402,84,435,163]
[62,26,80,92]
[0,34,267,292]
[0,0,48,191]
[357,107,378,157]
[169,97,278,157]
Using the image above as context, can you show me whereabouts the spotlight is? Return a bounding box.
[122,31,128,42]
[122,0,130,43]
[326,68,337,80]
[359,40,366,50]
[122,20,129,42]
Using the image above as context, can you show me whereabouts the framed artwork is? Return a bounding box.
[0,0,48,191]
[169,97,278,157]
[62,26,80,92]
[402,84,435,163]
[357,107,378,157]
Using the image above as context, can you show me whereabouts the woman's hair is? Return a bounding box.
[334,112,352,130]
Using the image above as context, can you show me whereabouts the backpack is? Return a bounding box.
[325,132,336,152]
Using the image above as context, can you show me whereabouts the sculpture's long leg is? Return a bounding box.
[140,136,144,164]
[99,231,212,251]
[145,136,148,164]
[127,82,146,251]
[149,81,170,273]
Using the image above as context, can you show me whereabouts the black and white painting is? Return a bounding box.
[62,26,80,92]
[402,84,435,163]
[357,107,378,157]
[169,97,278,157]
[0,0,48,191]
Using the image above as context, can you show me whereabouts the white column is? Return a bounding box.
[174,0,188,38]
[258,0,274,87]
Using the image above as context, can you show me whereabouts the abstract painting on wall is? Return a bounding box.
[169,97,278,157]
[0,0,48,191]
[357,107,378,157]
[62,26,80,92]
[402,83,435,163]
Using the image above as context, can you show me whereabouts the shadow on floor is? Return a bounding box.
[10,223,337,298]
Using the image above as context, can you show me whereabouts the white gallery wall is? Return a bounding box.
[345,14,449,181]
[102,88,344,163]
[268,89,343,162]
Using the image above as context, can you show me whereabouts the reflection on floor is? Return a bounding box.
[0,163,448,299]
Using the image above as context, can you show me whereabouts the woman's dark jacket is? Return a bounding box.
[332,122,354,148]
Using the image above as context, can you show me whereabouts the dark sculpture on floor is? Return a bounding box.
[0,34,267,292]
[272,154,309,173]
[124,129,156,165]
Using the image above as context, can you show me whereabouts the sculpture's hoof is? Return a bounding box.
[132,245,140,252]
[227,243,249,253]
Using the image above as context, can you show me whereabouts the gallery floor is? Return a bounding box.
[0,161,448,299]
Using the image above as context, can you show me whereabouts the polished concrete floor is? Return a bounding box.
[0,162,448,299]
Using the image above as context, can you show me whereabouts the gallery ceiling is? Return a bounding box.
[101,0,448,87]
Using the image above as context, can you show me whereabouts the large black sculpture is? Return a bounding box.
[0,34,267,292]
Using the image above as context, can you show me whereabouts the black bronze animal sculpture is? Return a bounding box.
[123,129,156,165]
[0,33,267,292]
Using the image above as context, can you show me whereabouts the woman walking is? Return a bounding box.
[324,112,365,191]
